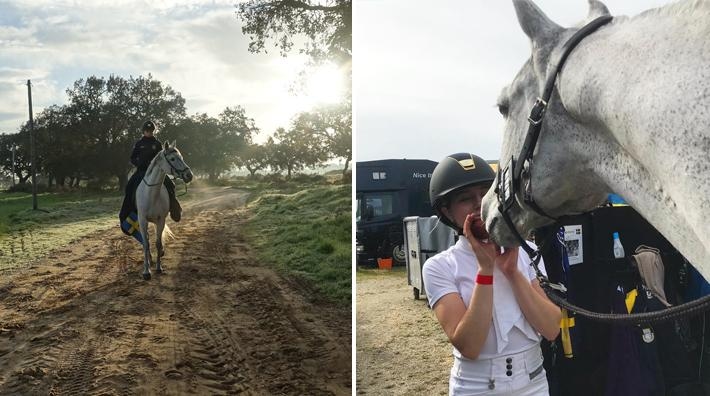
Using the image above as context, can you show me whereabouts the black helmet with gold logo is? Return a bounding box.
[429,153,495,229]
[142,120,156,133]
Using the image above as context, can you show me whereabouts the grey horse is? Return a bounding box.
[136,141,193,280]
[481,0,710,277]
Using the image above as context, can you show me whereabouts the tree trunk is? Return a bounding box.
[342,157,351,178]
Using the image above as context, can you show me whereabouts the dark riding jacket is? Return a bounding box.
[130,136,162,172]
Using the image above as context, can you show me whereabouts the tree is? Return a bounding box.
[31,105,82,187]
[266,126,328,178]
[236,0,352,65]
[236,0,352,179]
[235,143,269,177]
[62,74,187,190]
[291,100,351,177]
[0,132,32,184]
[161,107,258,182]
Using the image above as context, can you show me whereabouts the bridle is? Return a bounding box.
[495,15,613,261]
[163,148,191,180]
[492,15,710,325]
[142,148,191,187]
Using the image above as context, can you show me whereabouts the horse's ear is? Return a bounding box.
[164,141,169,150]
[512,0,562,45]
[587,0,610,20]
[172,140,177,149]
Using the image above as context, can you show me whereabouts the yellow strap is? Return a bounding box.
[625,289,638,314]
[560,316,576,328]
[560,309,574,358]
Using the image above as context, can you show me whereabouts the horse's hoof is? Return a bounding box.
[143,273,151,281]
[156,268,165,274]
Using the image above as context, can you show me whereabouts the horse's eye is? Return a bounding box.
[498,103,509,117]
[170,158,175,162]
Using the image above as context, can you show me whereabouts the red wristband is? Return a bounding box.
[476,274,493,285]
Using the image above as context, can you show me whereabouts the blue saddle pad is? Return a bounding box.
[120,211,144,243]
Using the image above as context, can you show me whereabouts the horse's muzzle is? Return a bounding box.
[182,171,193,184]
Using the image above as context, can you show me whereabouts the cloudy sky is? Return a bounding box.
[354,0,676,163]
[0,0,346,142]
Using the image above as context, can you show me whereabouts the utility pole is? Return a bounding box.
[27,79,37,210]
[11,145,16,186]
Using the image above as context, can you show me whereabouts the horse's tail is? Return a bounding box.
[162,224,175,241]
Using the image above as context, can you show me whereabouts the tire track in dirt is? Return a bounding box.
[0,187,351,395]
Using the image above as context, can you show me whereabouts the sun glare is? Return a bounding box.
[302,63,345,106]
[273,61,347,132]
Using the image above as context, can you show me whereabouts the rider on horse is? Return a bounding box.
[122,120,182,223]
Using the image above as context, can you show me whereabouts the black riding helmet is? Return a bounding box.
[430,153,496,232]
[142,120,156,133]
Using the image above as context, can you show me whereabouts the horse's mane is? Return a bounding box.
[632,0,708,20]
[146,148,166,175]
[571,1,707,35]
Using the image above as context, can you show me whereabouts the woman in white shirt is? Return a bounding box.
[422,153,562,395]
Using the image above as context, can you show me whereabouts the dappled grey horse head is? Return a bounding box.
[481,0,611,248]
[156,141,194,184]
[481,0,710,276]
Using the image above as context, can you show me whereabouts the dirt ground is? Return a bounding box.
[356,269,451,395]
[0,187,351,395]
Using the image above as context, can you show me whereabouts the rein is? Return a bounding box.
[495,15,710,324]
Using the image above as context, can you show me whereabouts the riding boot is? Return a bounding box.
[169,195,182,222]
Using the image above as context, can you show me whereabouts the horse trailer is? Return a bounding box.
[403,216,456,300]
[356,159,438,266]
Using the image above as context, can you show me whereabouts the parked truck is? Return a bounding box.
[356,159,438,266]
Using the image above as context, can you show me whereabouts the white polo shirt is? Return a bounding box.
[422,238,547,360]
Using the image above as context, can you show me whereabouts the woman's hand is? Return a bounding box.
[496,247,519,278]
[463,213,520,277]
[463,213,497,274]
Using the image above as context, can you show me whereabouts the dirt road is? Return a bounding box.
[356,269,451,395]
[0,187,351,395]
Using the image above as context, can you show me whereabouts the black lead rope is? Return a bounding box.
[523,238,710,325]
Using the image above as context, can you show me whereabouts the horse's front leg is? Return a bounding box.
[155,218,165,274]
[139,219,152,280]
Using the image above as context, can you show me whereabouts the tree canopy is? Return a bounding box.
[236,0,351,66]
[0,74,349,190]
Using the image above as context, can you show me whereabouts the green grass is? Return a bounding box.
[0,190,123,269]
[242,180,352,306]
[0,187,199,270]
[0,191,122,235]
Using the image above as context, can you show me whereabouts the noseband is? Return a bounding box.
[495,15,613,259]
